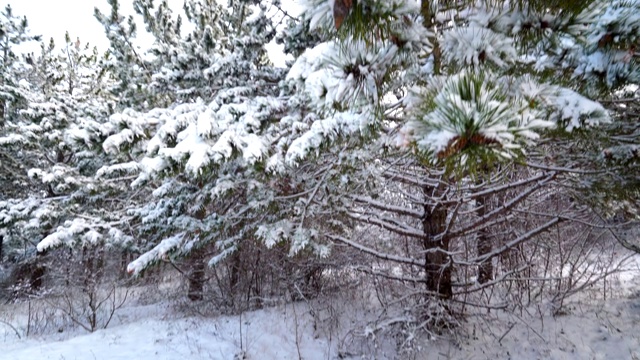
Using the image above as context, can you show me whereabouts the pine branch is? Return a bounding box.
[350,194,424,218]
[325,233,425,267]
[469,217,562,264]
[346,211,424,239]
[446,173,555,239]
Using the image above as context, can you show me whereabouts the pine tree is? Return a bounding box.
[0,5,41,198]
[0,32,134,293]
[274,0,639,310]
[94,0,297,302]
[22,0,637,320]
[0,5,40,269]
[0,5,41,125]
[94,0,155,109]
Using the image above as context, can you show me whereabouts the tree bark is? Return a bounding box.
[0,99,4,127]
[187,247,207,301]
[476,192,494,284]
[420,0,448,296]
[423,184,452,299]
[187,205,207,301]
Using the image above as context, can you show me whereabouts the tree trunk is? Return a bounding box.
[187,205,207,301]
[0,99,5,127]
[476,193,494,284]
[423,184,452,299]
[187,247,207,301]
[120,251,130,279]
[420,1,449,298]
[29,264,45,292]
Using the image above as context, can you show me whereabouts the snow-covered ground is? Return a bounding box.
[427,255,640,360]
[2,256,640,360]
[1,299,334,360]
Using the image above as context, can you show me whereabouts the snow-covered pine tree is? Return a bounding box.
[21,34,132,249]
[93,0,315,303]
[547,0,640,221]
[0,5,41,200]
[273,0,638,319]
[0,5,40,125]
[0,5,40,272]
[0,32,136,297]
[94,0,156,110]
[25,0,636,318]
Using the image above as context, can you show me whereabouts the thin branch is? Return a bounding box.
[468,217,561,264]
[446,174,554,239]
[525,162,616,174]
[352,265,426,283]
[326,234,426,267]
[600,97,639,104]
[608,228,640,254]
[346,212,424,239]
[0,319,21,339]
[350,195,424,218]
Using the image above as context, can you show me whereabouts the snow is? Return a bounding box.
[37,218,92,252]
[286,109,375,164]
[3,0,640,358]
[130,157,170,188]
[256,220,294,248]
[126,233,186,275]
[287,43,333,82]
[441,25,517,68]
[103,128,137,155]
[160,123,212,176]
[0,133,26,145]
[2,255,640,359]
[1,297,333,360]
[445,298,640,359]
[552,88,610,130]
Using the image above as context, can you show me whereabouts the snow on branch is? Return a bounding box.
[37,217,133,252]
[448,172,555,239]
[346,211,424,239]
[441,25,517,68]
[580,0,640,50]
[350,195,424,219]
[515,77,610,130]
[256,219,294,248]
[286,108,376,164]
[126,232,187,275]
[406,71,554,165]
[103,92,286,183]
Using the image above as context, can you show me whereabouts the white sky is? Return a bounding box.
[9,0,296,67]
[11,0,126,52]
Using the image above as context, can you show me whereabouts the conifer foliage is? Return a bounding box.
[0,0,638,341]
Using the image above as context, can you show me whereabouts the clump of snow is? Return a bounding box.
[285,108,375,164]
[37,218,93,252]
[256,220,294,248]
[550,88,610,130]
[441,25,517,68]
[126,233,186,275]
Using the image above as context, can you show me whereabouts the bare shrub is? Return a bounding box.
[25,246,133,333]
[165,238,361,317]
[45,283,129,332]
